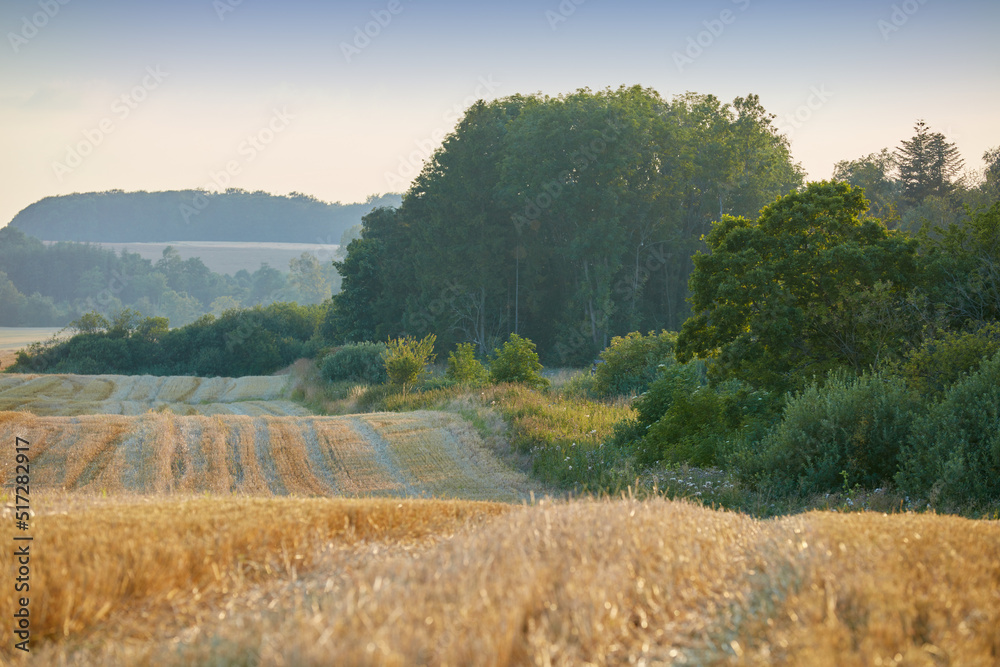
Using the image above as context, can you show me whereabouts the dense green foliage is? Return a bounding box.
[383,334,437,387]
[590,330,677,397]
[733,372,919,495]
[489,334,548,388]
[9,190,400,243]
[8,302,324,376]
[445,343,488,385]
[323,207,401,343]
[320,342,387,384]
[922,202,1000,325]
[676,181,921,391]
[329,87,803,362]
[897,352,1000,505]
[897,322,1000,397]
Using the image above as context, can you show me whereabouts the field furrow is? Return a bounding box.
[109,414,165,493]
[74,377,116,402]
[0,412,64,487]
[1,409,531,502]
[228,417,269,494]
[202,416,235,494]
[60,417,131,491]
[252,418,288,495]
[349,416,422,497]
[313,418,402,495]
[0,374,300,416]
[264,417,333,496]
[298,421,340,495]
[156,376,201,403]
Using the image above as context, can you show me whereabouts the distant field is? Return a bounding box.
[0,326,67,351]
[62,240,340,275]
[0,373,307,416]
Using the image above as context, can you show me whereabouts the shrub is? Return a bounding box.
[631,359,704,430]
[897,322,1000,397]
[489,334,549,388]
[591,330,678,397]
[321,342,387,384]
[636,377,780,468]
[897,351,1000,505]
[445,343,488,385]
[749,371,919,495]
[383,334,436,387]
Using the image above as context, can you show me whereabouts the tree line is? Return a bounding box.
[326,86,804,364]
[8,190,400,243]
[326,90,997,365]
[9,302,325,377]
[0,226,347,327]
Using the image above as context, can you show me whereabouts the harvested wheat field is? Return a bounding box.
[0,495,997,665]
[0,373,309,416]
[0,410,531,502]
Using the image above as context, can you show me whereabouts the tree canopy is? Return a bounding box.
[676,181,921,391]
[329,86,803,362]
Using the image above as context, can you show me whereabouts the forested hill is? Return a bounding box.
[8,190,402,243]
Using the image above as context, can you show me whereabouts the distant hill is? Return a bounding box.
[8,190,402,243]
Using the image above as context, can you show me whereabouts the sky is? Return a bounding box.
[1,0,998,228]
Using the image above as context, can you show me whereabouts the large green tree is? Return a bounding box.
[325,206,410,343]
[895,120,964,207]
[676,181,921,391]
[332,86,803,361]
[403,97,531,355]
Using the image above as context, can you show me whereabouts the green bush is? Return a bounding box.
[591,330,678,397]
[631,359,704,430]
[489,334,549,388]
[636,377,780,468]
[898,322,1000,397]
[320,342,387,384]
[748,371,919,495]
[445,342,488,385]
[897,351,1000,505]
[383,334,436,387]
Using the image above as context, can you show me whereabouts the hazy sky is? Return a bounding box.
[1,0,997,228]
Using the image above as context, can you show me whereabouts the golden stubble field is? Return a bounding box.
[0,410,531,502]
[0,495,997,665]
[0,373,998,665]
